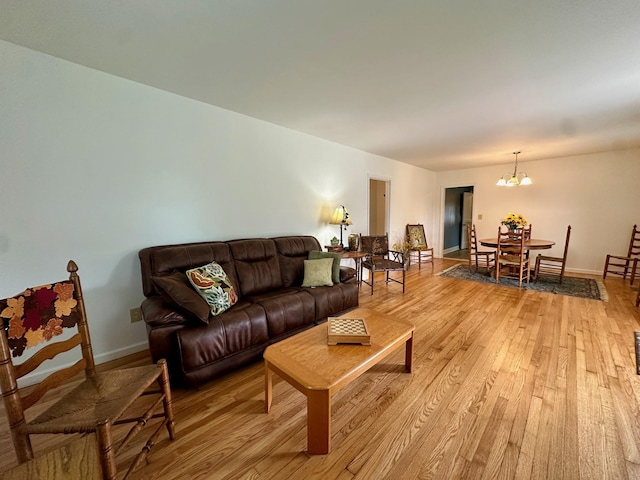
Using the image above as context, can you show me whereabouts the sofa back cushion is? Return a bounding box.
[273,236,322,287]
[227,239,283,296]
[139,242,239,297]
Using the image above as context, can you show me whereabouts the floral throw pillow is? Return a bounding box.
[186,262,238,316]
[0,281,81,358]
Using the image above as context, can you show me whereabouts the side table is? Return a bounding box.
[340,251,367,286]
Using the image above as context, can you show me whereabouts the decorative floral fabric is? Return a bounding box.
[186,262,238,316]
[406,225,427,249]
[361,235,389,256]
[0,281,80,358]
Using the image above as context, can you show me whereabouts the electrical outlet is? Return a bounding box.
[478,214,483,220]
[130,307,142,323]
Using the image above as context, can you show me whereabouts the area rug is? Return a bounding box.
[438,264,608,301]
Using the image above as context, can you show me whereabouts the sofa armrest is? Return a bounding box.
[339,266,357,283]
[141,296,192,328]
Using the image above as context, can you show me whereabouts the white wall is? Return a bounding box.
[434,150,640,274]
[0,40,435,372]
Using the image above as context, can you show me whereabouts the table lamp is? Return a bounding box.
[329,205,352,248]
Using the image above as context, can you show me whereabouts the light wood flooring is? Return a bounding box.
[2,259,640,479]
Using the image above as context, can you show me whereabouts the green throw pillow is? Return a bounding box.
[308,250,342,284]
[186,262,239,316]
[302,258,334,287]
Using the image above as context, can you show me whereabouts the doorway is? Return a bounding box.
[443,186,474,260]
[369,178,389,235]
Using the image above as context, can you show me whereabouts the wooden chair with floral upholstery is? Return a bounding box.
[360,234,407,295]
[0,261,176,480]
[405,224,434,270]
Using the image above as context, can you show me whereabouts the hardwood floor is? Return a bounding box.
[2,259,640,479]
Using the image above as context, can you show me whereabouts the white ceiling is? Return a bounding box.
[2,0,640,171]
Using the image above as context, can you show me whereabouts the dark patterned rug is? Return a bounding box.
[438,264,608,301]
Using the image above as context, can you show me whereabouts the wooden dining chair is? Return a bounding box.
[0,261,176,480]
[495,226,530,287]
[405,224,434,270]
[360,234,407,294]
[467,224,495,272]
[603,224,640,285]
[534,225,571,283]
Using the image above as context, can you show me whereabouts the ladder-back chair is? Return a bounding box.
[495,226,530,287]
[467,224,495,272]
[603,224,640,284]
[405,224,434,270]
[0,261,176,480]
[534,225,571,283]
[360,234,407,295]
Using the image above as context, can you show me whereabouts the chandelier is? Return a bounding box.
[496,151,532,186]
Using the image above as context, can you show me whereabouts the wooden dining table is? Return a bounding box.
[479,238,556,250]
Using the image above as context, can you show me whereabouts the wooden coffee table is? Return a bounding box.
[264,307,414,454]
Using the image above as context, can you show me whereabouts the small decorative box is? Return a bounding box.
[327,317,371,345]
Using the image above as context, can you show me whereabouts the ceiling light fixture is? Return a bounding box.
[496,151,532,186]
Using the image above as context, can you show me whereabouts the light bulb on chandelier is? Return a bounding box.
[496,151,532,186]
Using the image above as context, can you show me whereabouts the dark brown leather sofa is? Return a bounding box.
[139,236,358,387]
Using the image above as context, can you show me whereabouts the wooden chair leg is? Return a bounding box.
[158,359,176,440]
[96,420,117,480]
[0,328,34,464]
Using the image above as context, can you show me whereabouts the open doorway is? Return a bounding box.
[369,178,389,235]
[443,186,474,260]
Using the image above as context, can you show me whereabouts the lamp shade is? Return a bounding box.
[520,175,532,185]
[329,205,352,225]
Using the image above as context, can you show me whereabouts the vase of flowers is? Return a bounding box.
[501,212,528,236]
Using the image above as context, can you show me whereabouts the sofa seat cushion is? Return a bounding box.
[176,303,268,373]
[302,282,359,321]
[243,287,301,304]
[251,290,315,338]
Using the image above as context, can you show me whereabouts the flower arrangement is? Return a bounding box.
[391,234,412,265]
[501,212,528,231]
[392,238,411,255]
